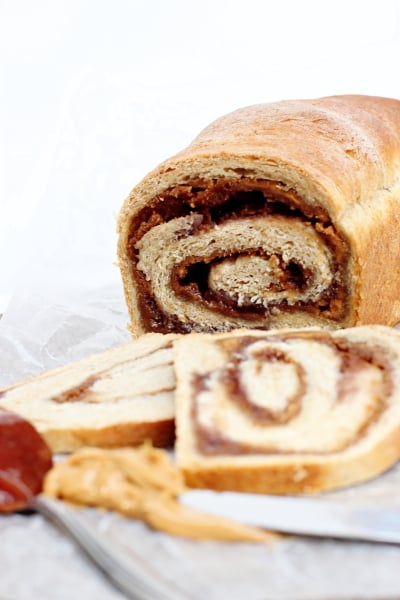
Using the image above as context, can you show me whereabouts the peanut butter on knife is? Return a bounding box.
[44,444,277,543]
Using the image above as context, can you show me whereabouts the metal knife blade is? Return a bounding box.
[180,490,400,544]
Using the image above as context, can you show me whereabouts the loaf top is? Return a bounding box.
[119,95,400,224]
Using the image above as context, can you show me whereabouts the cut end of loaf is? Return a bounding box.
[121,177,352,334]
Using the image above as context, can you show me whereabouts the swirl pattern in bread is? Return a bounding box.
[174,325,400,493]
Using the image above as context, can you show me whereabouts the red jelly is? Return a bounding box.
[0,410,53,513]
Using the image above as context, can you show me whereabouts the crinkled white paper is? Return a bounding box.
[2,72,400,600]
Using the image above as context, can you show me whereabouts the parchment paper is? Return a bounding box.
[1,72,400,600]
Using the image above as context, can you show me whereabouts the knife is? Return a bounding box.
[180,490,400,544]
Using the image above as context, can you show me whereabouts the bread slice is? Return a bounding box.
[0,333,178,453]
[174,325,400,494]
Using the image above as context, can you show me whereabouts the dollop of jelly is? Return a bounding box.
[0,410,53,513]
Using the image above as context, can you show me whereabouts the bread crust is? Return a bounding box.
[181,424,400,495]
[43,418,175,454]
[118,95,400,334]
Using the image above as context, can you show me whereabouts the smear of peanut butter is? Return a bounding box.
[44,445,277,543]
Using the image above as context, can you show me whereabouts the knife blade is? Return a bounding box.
[180,490,400,544]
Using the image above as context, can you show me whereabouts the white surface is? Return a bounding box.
[1,0,400,311]
[3,289,400,600]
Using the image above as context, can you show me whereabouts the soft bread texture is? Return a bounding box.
[0,334,178,453]
[174,325,400,494]
[117,95,400,335]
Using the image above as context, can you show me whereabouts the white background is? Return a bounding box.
[0,0,399,313]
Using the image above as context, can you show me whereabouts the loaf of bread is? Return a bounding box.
[174,325,400,494]
[0,333,178,453]
[117,95,400,335]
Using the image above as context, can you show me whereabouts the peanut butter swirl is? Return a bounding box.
[128,179,349,333]
[190,331,392,456]
[175,326,400,495]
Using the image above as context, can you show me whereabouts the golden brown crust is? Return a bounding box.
[117,95,400,334]
[43,418,175,454]
[182,423,400,495]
